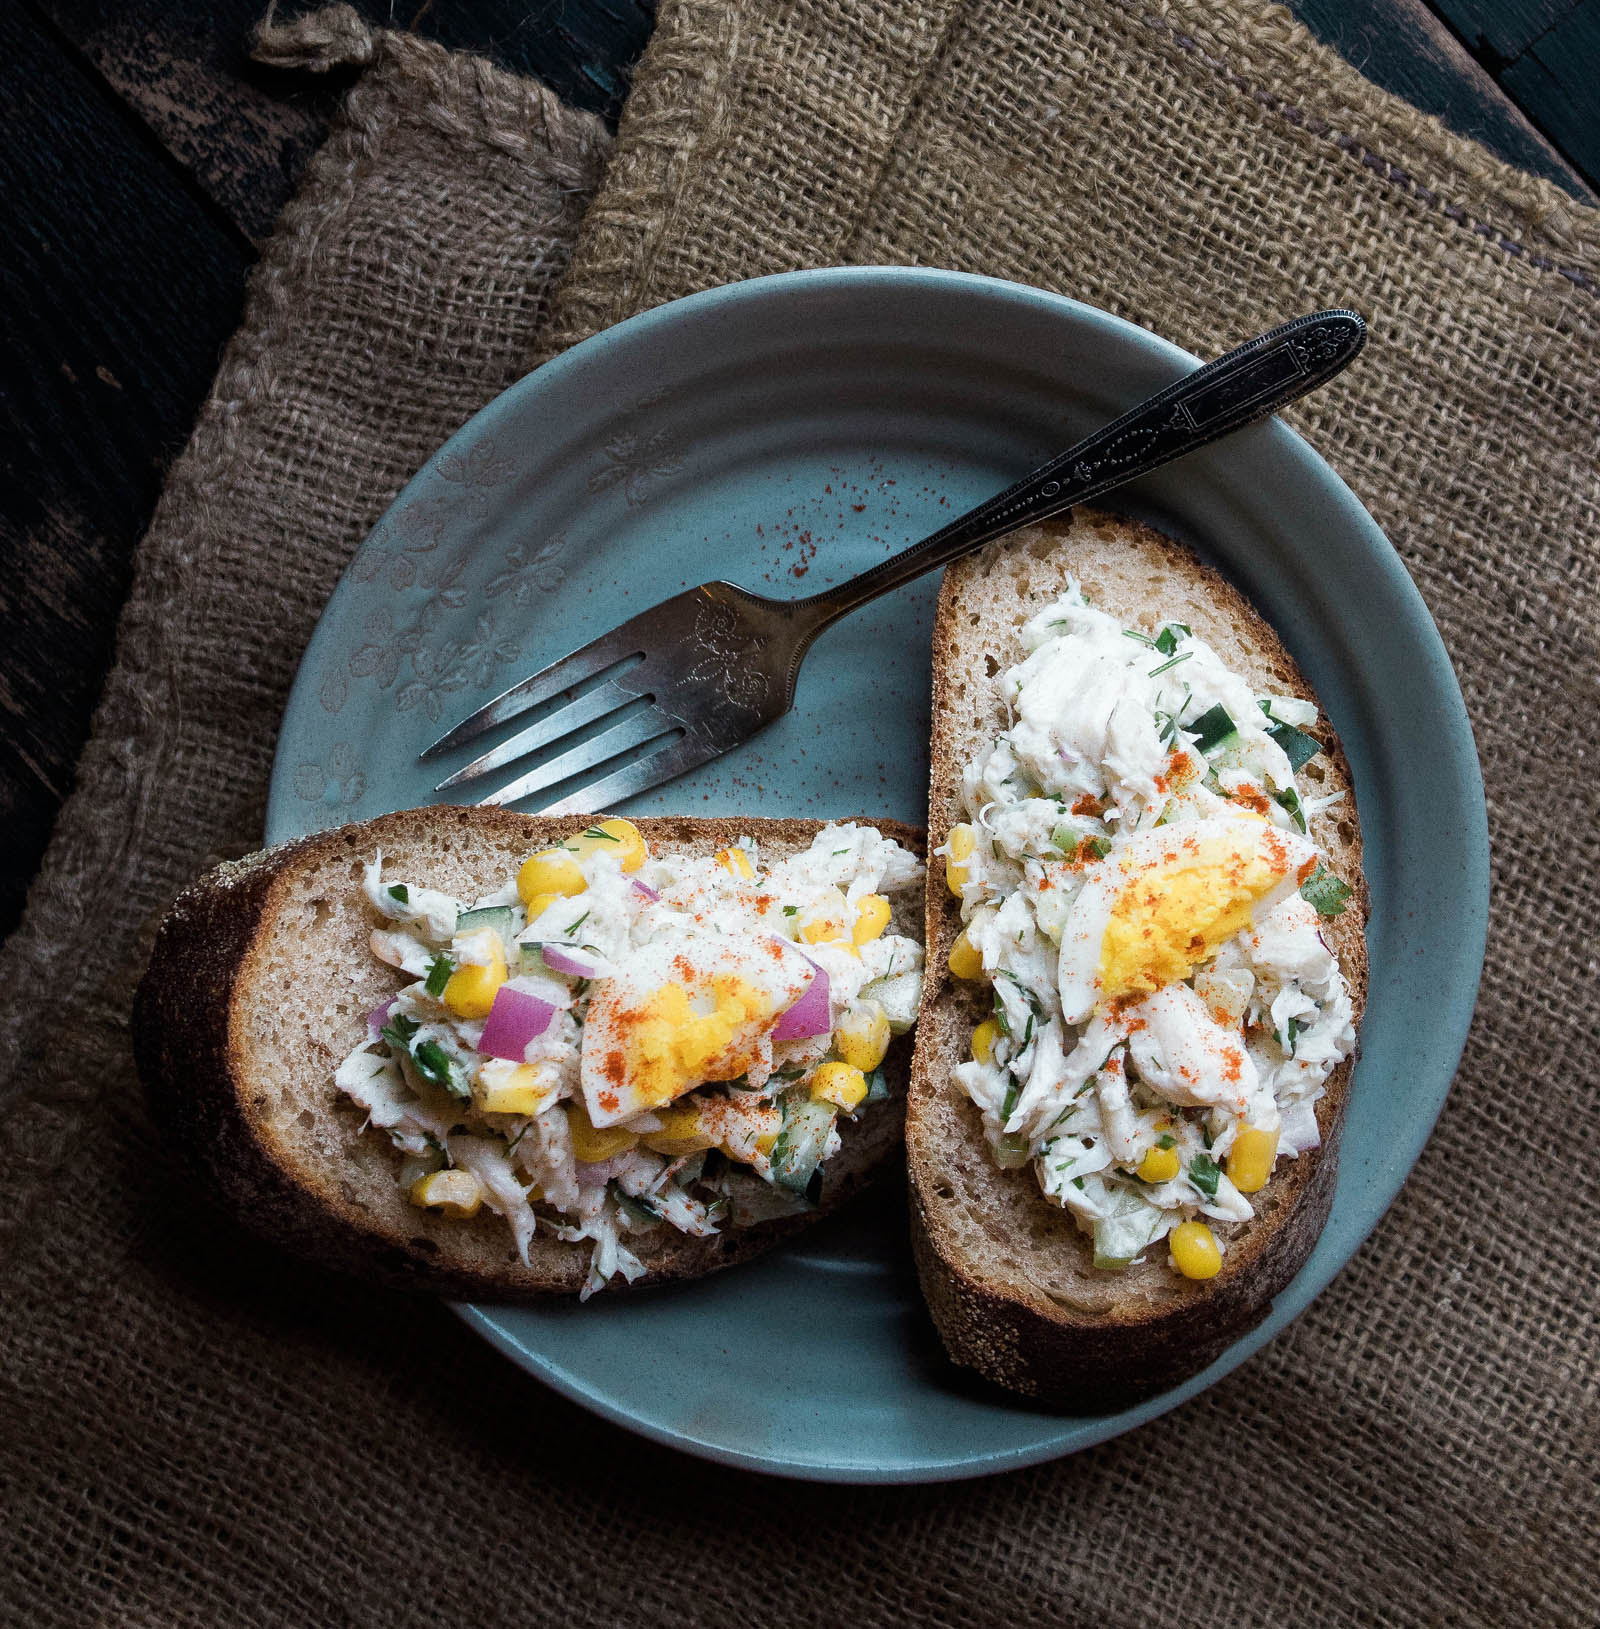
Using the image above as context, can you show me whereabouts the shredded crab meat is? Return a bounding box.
[333,824,925,1295]
[947,584,1358,1269]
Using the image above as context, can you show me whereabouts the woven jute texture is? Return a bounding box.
[3,0,1597,1622]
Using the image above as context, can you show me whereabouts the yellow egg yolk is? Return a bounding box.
[612,975,776,1110]
[1098,828,1309,1006]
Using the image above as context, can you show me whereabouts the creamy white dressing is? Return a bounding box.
[336,823,924,1297]
[943,583,1357,1270]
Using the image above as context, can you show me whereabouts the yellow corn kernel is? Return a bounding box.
[811,1061,869,1112]
[715,846,756,880]
[410,1168,483,1218]
[517,849,586,904]
[443,943,507,1019]
[1137,1144,1181,1184]
[643,1100,716,1157]
[1170,1220,1222,1280]
[1227,1124,1280,1194]
[945,823,976,896]
[970,1018,1000,1065]
[852,894,891,945]
[948,930,983,981]
[834,1001,891,1073]
[566,817,648,873]
[475,1060,557,1116]
[566,1102,640,1164]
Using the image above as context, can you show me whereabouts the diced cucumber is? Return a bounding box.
[863,1066,892,1106]
[672,1151,708,1186]
[611,1185,663,1229]
[769,1095,836,1193]
[1091,1191,1167,1269]
[1266,719,1321,772]
[859,970,921,1034]
[1187,703,1238,755]
[994,1131,1032,1170]
[457,905,519,946]
[727,1175,812,1225]
[993,1080,1030,1169]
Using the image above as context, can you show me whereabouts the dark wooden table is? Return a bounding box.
[2,0,1593,939]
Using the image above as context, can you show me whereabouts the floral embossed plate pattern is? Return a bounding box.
[268,269,1488,1482]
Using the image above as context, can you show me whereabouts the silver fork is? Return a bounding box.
[421,310,1366,811]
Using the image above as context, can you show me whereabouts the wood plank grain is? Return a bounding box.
[1292,0,1594,196]
[0,5,250,938]
[35,0,656,243]
[1431,0,1578,56]
[1480,2,1600,189]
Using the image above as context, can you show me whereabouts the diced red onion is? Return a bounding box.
[366,998,398,1041]
[541,944,602,980]
[773,961,830,1040]
[478,986,556,1061]
[631,878,661,902]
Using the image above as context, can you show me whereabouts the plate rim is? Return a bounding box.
[270,265,1490,1482]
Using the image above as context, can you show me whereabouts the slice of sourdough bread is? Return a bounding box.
[909,510,1368,1408]
[133,805,922,1299]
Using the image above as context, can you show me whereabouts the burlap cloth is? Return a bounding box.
[3,0,1596,1620]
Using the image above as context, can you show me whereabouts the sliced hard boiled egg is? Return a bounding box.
[1056,816,1318,1022]
[579,935,815,1127]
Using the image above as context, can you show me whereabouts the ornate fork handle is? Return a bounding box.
[794,309,1365,630]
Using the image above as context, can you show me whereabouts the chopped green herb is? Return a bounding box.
[1148,651,1192,678]
[1301,860,1353,919]
[379,1014,419,1052]
[1155,622,1191,656]
[1189,1152,1221,1198]
[1088,836,1113,860]
[1156,1133,1177,1150]
[1202,1123,1215,1150]
[387,883,409,904]
[1123,628,1157,648]
[990,991,1011,1037]
[564,909,591,935]
[1283,1016,1307,1056]
[413,1039,469,1098]
[1273,786,1309,834]
[583,825,620,843]
[832,848,849,856]
[424,954,455,998]
[1187,703,1238,755]
[1072,1175,1086,1191]
[1267,720,1322,772]
[782,905,799,916]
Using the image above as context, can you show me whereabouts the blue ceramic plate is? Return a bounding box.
[269,268,1488,1482]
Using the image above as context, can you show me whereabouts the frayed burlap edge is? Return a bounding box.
[540,0,1596,363]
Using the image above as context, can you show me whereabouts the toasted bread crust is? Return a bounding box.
[134,806,922,1300]
[908,511,1368,1408]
